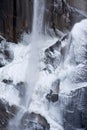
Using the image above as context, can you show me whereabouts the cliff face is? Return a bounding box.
[64,87,87,130]
[69,0,87,12]
[46,0,87,33]
[0,0,33,42]
[0,0,87,42]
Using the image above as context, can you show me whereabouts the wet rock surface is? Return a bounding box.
[0,41,14,67]
[44,40,61,72]
[0,80,28,130]
[0,0,33,42]
[15,82,26,98]
[0,99,17,130]
[44,34,68,72]
[63,87,87,130]
[20,112,50,130]
[44,20,87,130]
[2,79,27,100]
[0,0,87,42]
[46,90,59,103]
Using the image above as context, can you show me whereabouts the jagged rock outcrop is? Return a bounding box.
[44,40,61,72]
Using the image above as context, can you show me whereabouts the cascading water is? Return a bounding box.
[25,0,45,109]
[8,0,45,130]
[32,0,45,40]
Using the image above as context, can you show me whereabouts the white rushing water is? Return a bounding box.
[8,0,45,129]
[32,0,45,40]
[5,0,87,129]
[25,0,45,109]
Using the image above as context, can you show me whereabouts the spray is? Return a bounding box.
[8,0,45,129]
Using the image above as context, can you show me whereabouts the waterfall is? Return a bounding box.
[32,0,45,40]
[8,0,45,130]
[25,0,45,108]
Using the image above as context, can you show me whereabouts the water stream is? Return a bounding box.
[25,0,45,109]
[8,0,45,129]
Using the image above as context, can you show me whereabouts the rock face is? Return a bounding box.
[20,112,50,130]
[44,40,61,72]
[0,99,17,130]
[0,40,14,67]
[0,80,28,130]
[64,87,87,130]
[0,0,87,42]
[44,19,87,130]
[0,0,33,42]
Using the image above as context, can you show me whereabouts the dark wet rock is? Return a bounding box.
[15,82,26,97]
[0,41,14,67]
[63,87,87,130]
[44,34,69,72]
[52,79,60,93]
[0,36,6,43]
[20,112,50,130]
[0,99,17,130]
[46,90,58,103]
[0,0,33,42]
[2,79,13,85]
[44,40,61,72]
[46,79,60,102]
[0,0,87,42]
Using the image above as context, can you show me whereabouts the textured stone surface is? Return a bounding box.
[0,0,87,42]
[63,87,87,130]
[0,0,33,42]
[0,99,17,130]
[0,40,14,67]
[20,112,50,130]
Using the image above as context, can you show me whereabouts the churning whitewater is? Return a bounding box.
[0,0,86,130]
[8,0,45,129]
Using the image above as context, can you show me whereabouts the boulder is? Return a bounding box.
[20,112,50,130]
[46,90,58,103]
[15,82,27,98]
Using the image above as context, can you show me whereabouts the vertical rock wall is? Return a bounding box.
[45,0,87,34]
[0,0,87,42]
[0,0,33,42]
